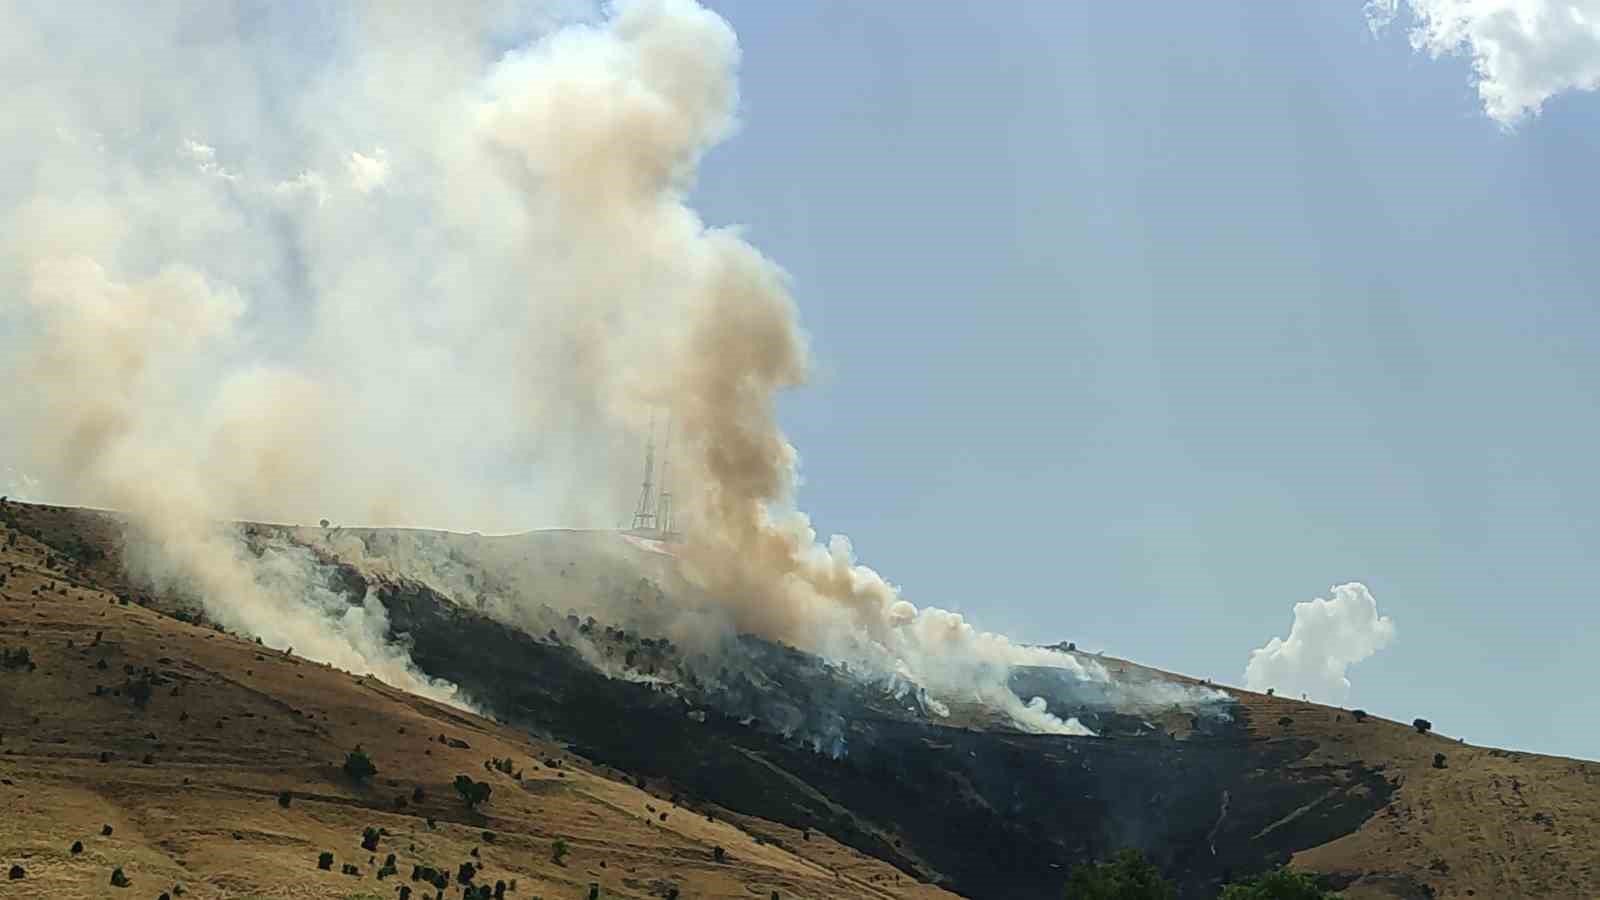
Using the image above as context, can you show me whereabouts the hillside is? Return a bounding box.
[0,503,955,900]
[3,500,1599,899]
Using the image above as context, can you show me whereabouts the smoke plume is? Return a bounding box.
[1244,582,1396,704]
[1,0,1209,732]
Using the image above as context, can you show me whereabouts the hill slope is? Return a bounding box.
[0,504,954,899]
[3,500,1598,899]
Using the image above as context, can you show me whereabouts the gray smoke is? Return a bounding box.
[0,0,1221,732]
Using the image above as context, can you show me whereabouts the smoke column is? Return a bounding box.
[1245,583,1396,705]
[1,0,1210,731]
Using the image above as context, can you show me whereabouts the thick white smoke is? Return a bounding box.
[0,0,1202,733]
[1366,0,1600,125]
[1244,582,1396,705]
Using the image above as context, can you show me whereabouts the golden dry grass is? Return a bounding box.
[0,516,957,900]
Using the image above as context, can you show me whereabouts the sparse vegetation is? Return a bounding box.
[343,747,378,782]
[1061,848,1175,899]
[552,838,569,865]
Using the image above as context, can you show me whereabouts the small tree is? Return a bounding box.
[1061,849,1175,900]
[1433,752,1448,769]
[1413,718,1432,735]
[1219,867,1333,899]
[278,790,292,808]
[361,826,380,852]
[110,867,131,888]
[1350,709,1368,722]
[458,861,476,883]
[343,747,377,782]
[317,851,334,870]
[552,838,569,865]
[453,774,491,808]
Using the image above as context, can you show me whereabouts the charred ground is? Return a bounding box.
[4,500,1599,899]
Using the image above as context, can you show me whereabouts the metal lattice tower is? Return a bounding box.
[656,416,674,536]
[630,417,658,532]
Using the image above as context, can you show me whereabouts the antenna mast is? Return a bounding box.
[630,416,657,532]
[657,414,674,537]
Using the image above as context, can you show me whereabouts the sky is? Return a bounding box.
[1,0,1595,761]
[689,1,1600,760]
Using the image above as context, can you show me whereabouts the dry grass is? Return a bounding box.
[0,515,956,899]
[1183,680,1600,898]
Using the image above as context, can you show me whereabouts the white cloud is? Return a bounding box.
[1367,0,1600,125]
[1244,582,1396,704]
[346,149,389,193]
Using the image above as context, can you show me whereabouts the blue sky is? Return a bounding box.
[3,0,1593,760]
[692,1,1599,759]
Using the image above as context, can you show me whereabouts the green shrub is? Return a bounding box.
[343,748,377,782]
[452,774,491,808]
[1061,849,1175,899]
[1218,867,1334,899]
